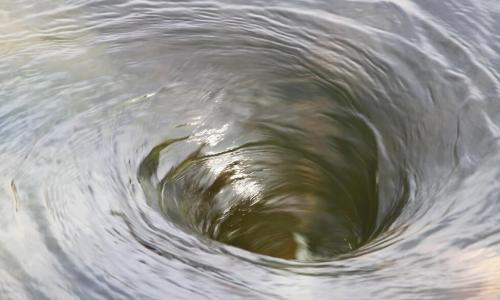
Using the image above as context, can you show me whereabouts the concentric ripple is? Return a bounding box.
[1,0,500,299]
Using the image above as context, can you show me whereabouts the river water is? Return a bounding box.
[1,0,500,299]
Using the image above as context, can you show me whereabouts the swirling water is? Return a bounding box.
[1,0,500,299]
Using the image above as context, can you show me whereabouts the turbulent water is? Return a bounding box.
[1,0,500,299]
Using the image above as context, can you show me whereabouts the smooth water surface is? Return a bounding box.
[1,0,500,299]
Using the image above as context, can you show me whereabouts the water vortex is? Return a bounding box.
[138,82,382,260]
[1,0,499,299]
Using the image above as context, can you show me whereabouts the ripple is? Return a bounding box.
[1,0,500,299]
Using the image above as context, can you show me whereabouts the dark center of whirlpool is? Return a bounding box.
[138,81,380,261]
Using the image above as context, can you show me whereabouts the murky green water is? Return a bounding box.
[1,0,499,299]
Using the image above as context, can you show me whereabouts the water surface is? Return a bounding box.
[1,0,500,299]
